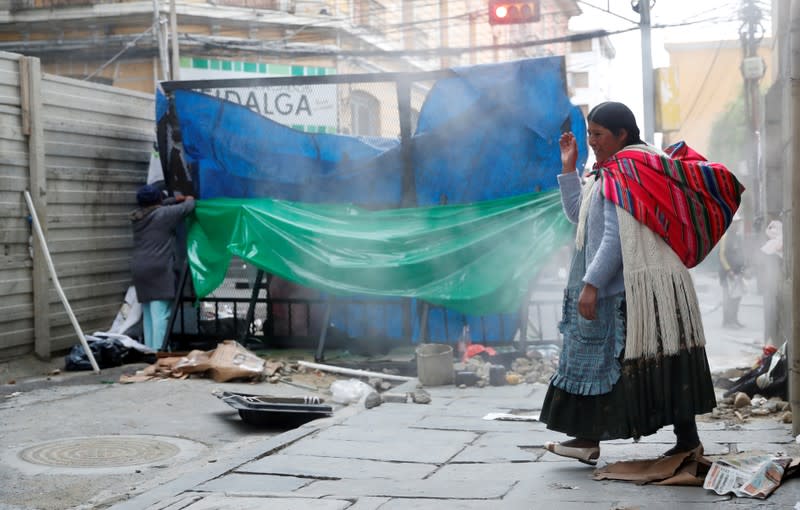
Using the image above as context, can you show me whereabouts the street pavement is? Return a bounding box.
[109,271,800,510]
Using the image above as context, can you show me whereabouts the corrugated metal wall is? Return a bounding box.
[0,51,153,359]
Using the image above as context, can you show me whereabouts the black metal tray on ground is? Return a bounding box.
[216,391,334,427]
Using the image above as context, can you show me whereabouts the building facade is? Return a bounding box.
[662,39,773,161]
[0,0,584,94]
[565,32,615,120]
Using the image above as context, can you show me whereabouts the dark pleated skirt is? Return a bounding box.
[539,345,717,441]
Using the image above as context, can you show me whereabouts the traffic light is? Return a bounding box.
[488,0,540,25]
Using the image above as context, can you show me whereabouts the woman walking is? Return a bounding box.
[540,101,744,465]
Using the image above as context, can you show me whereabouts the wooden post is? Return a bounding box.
[20,56,50,360]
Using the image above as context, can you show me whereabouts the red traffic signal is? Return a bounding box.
[488,0,540,25]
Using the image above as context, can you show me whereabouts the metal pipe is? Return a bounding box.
[298,360,414,382]
[23,191,100,374]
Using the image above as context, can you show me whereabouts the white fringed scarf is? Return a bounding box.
[575,177,705,360]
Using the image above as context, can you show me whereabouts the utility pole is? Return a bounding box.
[439,0,449,69]
[469,13,477,65]
[152,0,168,81]
[170,0,179,80]
[636,0,655,144]
[790,0,800,436]
[740,0,766,229]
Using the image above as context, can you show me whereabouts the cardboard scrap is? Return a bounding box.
[593,448,709,486]
[206,340,266,382]
[118,341,266,383]
[594,449,800,499]
[264,360,285,377]
[119,356,191,383]
[173,349,212,375]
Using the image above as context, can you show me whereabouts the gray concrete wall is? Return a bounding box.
[764,0,792,349]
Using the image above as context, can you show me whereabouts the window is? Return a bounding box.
[350,90,379,136]
[570,38,593,53]
[354,0,386,30]
[570,72,589,88]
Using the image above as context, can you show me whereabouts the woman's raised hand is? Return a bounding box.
[559,132,578,174]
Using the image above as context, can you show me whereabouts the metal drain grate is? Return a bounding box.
[19,436,180,468]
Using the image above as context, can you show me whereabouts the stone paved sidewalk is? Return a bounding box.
[113,380,800,510]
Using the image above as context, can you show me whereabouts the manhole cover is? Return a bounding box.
[19,436,181,468]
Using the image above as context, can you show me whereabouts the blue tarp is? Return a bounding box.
[159,56,587,343]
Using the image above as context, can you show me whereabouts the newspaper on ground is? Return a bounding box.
[703,454,793,499]
[482,412,539,421]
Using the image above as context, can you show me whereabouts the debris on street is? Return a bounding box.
[297,360,414,382]
[706,392,792,424]
[214,390,333,426]
[715,343,788,400]
[330,378,374,404]
[452,345,558,388]
[64,333,155,371]
[120,341,267,383]
[483,411,540,421]
[704,454,800,499]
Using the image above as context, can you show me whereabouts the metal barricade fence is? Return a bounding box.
[158,69,564,357]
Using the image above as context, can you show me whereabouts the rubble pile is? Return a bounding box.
[512,349,558,384]
[121,348,339,389]
[708,392,792,424]
[362,384,432,408]
[453,348,557,388]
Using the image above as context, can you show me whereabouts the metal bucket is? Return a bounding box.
[416,343,455,386]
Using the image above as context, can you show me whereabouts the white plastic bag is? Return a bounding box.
[330,378,374,404]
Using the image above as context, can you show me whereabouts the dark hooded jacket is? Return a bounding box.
[130,197,195,302]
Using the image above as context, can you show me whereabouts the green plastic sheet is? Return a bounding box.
[187,190,574,315]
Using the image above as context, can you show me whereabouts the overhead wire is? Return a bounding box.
[272,1,650,48]
[680,38,726,126]
[84,23,156,81]
[72,1,767,68]
[266,0,754,54]
[663,0,770,134]
[188,9,757,59]
[238,4,603,55]
[576,0,639,25]
[188,26,639,58]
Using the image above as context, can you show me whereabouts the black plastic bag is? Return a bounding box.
[722,343,787,400]
[64,337,155,371]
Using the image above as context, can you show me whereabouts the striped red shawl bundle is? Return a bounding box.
[591,141,745,268]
